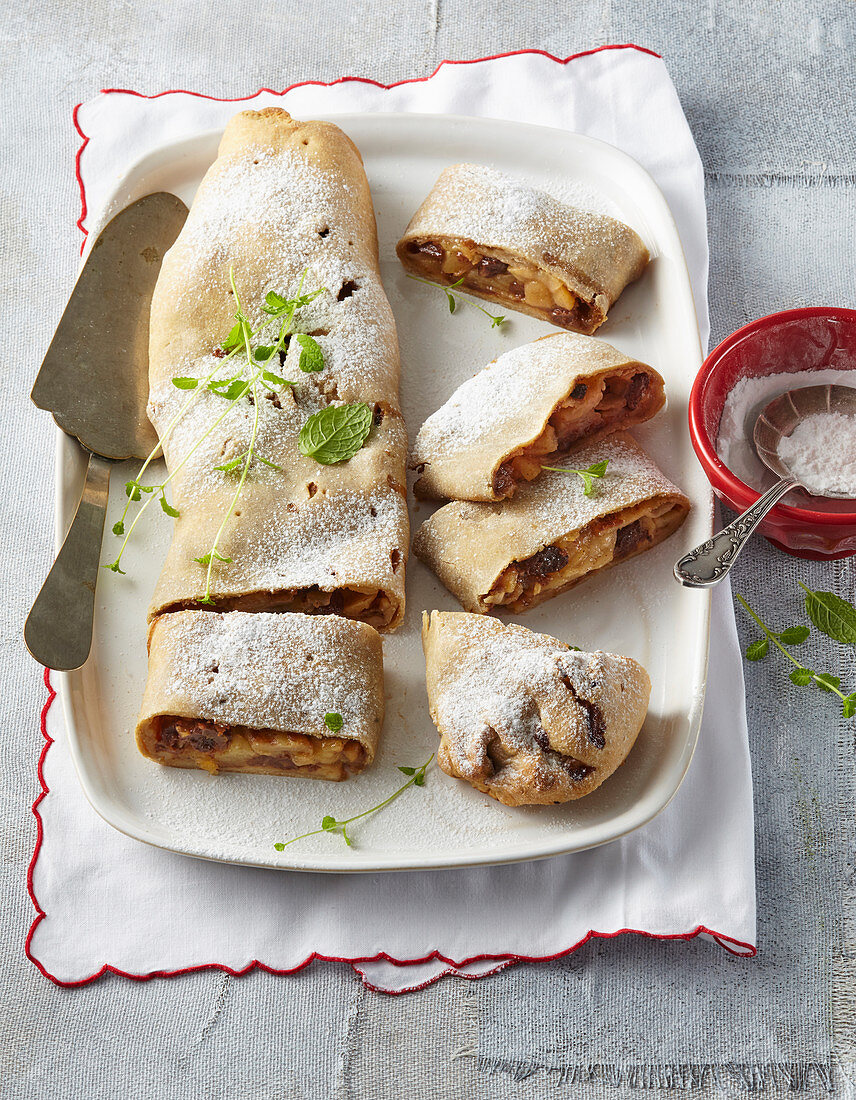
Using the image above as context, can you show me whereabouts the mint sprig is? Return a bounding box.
[298,402,373,465]
[541,459,609,497]
[736,592,856,719]
[273,755,434,851]
[406,273,507,329]
[104,268,323,583]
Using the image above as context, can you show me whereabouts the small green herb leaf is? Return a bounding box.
[799,583,856,644]
[262,290,289,315]
[125,480,141,502]
[746,637,769,661]
[104,561,126,574]
[222,322,245,352]
[489,313,506,328]
[194,550,232,567]
[273,842,285,851]
[843,694,856,719]
[159,497,180,518]
[398,766,416,776]
[171,376,198,390]
[789,668,814,686]
[814,672,841,694]
[541,459,610,497]
[209,378,250,402]
[324,712,344,732]
[321,815,338,832]
[253,345,275,362]
[112,520,124,536]
[298,402,373,465]
[777,626,810,645]
[262,370,292,387]
[295,333,324,373]
[446,291,457,314]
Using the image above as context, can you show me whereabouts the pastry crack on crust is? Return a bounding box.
[136,611,384,780]
[411,333,665,502]
[422,612,651,806]
[413,432,690,615]
[397,164,649,335]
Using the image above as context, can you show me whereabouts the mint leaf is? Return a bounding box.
[262,370,292,387]
[125,480,141,501]
[843,694,856,719]
[104,561,126,574]
[321,815,338,831]
[171,376,198,389]
[398,766,416,776]
[777,626,810,645]
[298,402,373,465]
[814,672,841,694]
[541,460,610,497]
[112,520,124,536]
[222,322,245,352]
[324,712,343,731]
[295,333,324,373]
[208,378,250,401]
[489,314,506,328]
[159,497,180,518]
[414,773,425,787]
[253,346,275,362]
[799,583,856,644]
[789,668,814,686]
[262,290,289,315]
[746,638,769,661]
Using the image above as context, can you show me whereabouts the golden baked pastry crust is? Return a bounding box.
[136,610,384,779]
[413,432,690,614]
[397,164,649,334]
[147,108,408,630]
[422,612,651,806]
[412,332,665,501]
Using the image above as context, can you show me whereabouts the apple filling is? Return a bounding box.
[167,586,396,630]
[481,502,686,613]
[150,716,368,779]
[491,369,658,498]
[405,238,595,330]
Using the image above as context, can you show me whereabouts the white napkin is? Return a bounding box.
[29,48,756,993]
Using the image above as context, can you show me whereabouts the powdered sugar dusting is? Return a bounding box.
[152,610,381,738]
[401,163,648,294]
[427,615,648,796]
[412,332,630,456]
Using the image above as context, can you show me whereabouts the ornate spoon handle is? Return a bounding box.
[674,477,798,588]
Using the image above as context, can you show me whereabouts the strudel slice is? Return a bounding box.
[136,611,384,778]
[413,432,689,614]
[423,612,650,806]
[412,333,665,501]
[147,109,408,631]
[397,164,649,334]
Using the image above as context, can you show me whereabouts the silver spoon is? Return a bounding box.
[674,383,856,587]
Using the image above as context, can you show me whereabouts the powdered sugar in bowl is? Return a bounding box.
[688,307,856,560]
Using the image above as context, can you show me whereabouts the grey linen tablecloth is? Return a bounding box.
[2,1,854,1096]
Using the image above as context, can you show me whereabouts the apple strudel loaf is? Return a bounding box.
[422,612,650,806]
[412,332,665,501]
[413,432,690,614]
[136,611,384,779]
[397,163,649,335]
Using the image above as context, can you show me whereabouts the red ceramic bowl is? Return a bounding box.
[689,306,856,560]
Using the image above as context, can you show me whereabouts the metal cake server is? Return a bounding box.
[25,192,188,671]
[674,383,856,588]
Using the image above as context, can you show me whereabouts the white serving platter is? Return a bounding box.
[57,113,711,872]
